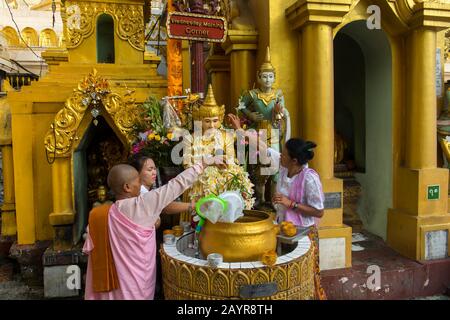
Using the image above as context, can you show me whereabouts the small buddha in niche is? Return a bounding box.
[92,185,113,208]
[84,186,113,241]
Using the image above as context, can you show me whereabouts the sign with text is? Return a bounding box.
[324,192,342,209]
[167,12,227,43]
[427,185,440,200]
[239,282,278,299]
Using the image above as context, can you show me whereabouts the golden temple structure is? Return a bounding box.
[0,0,167,273]
[0,0,450,298]
[204,0,450,269]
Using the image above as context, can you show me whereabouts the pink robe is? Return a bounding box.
[280,166,324,227]
[83,163,203,300]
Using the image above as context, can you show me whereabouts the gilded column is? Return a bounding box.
[405,27,437,169]
[387,1,450,260]
[222,30,258,110]
[286,0,353,269]
[300,23,334,180]
[167,0,183,98]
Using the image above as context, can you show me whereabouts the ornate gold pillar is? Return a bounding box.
[222,30,258,110]
[388,2,450,261]
[286,0,352,269]
[205,45,230,112]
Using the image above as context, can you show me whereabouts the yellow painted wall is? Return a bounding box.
[11,112,36,244]
[33,112,56,241]
[115,37,142,65]
[69,36,96,64]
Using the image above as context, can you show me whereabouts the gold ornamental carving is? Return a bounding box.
[160,246,315,300]
[392,0,450,26]
[64,1,144,51]
[44,69,140,157]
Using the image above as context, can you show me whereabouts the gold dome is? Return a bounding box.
[258,46,275,75]
[193,84,225,121]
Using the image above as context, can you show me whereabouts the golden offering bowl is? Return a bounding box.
[172,225,184,237]
[199,210,278,262]
[163,229,174,235]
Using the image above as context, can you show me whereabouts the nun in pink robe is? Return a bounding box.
[83,163,204,300]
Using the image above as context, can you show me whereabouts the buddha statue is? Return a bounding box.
[92,185,113,208]
[183,84,235,168]
[238,46,291,208]
[83,185,113,241]
[181,84,254,220]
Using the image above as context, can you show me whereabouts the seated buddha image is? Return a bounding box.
[92,185,113,208]
[182,84,255,210]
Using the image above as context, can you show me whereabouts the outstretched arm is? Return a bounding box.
[162,201,194,215]
[117,163,204,228]
[143,163,203,215]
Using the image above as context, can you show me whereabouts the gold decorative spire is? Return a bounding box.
[203,84,218,106]
[258,46,275,75]
[193,84,225,121]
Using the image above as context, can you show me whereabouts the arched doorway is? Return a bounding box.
[334,20,393,240]
[73,116,127,244]
[44,69,140,248]
[96,14,115,63]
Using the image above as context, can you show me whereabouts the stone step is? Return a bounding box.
[321,231,450,299]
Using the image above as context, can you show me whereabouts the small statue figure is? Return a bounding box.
[238,46,291,209]
[83,185,113,241]
[92,185,113,208]
[180,84,255,221]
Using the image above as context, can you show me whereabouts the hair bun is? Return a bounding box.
[303,141,316,161]
[304,141,317,151]
[285,138,317,165]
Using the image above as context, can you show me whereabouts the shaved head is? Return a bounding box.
[107,164,140,198]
